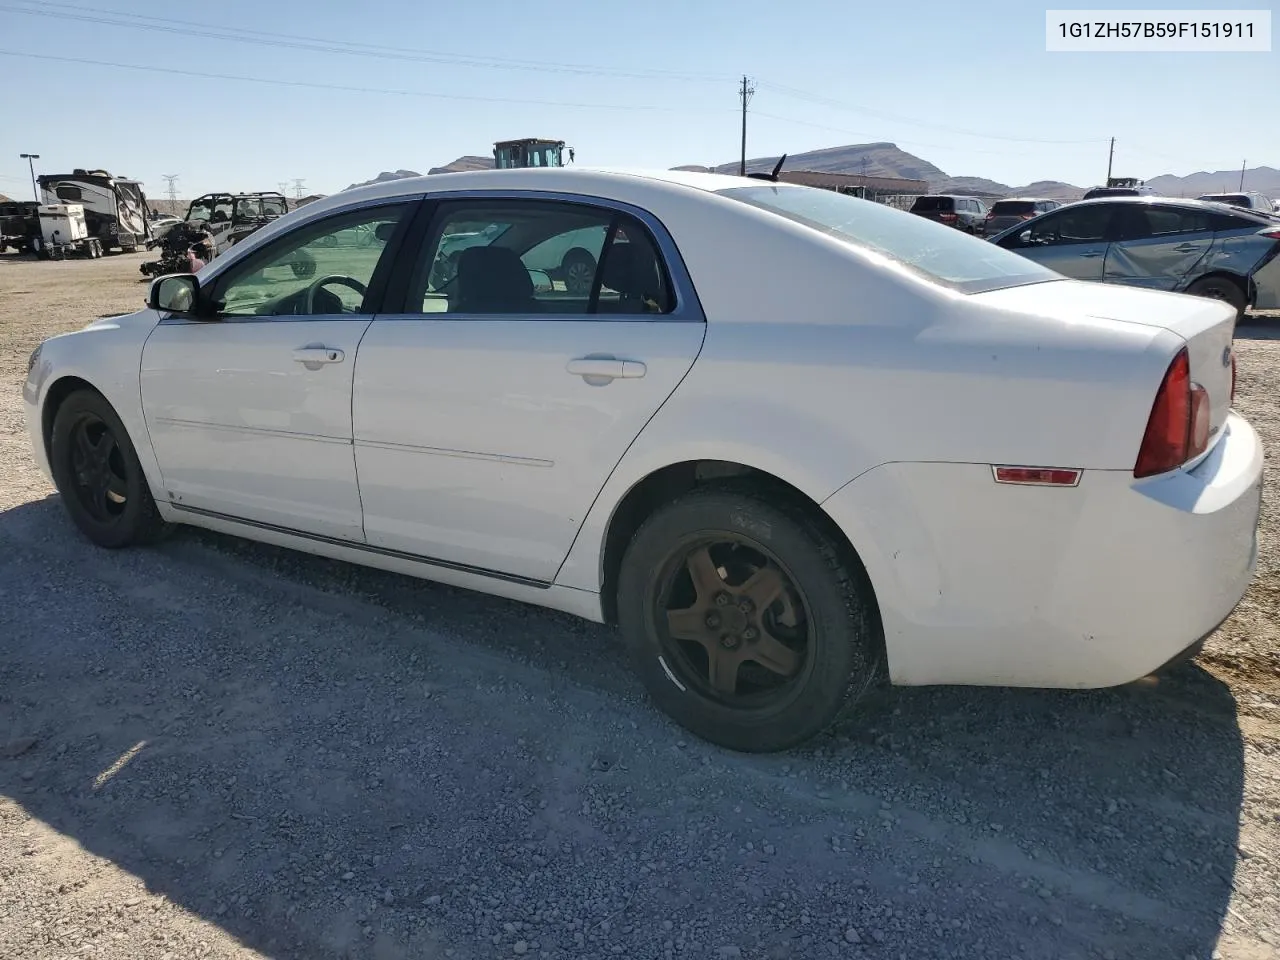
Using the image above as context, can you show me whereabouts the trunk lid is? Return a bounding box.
[973,278,1238,447]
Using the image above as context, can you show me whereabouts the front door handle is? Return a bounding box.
[1080,250,1103,258]
[292,346,345,365]
[1172,243,1203,252]
[566,356,647,382]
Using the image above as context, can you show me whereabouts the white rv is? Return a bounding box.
[36,169,152,253]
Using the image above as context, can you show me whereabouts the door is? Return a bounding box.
[353,196,706,583]
[140,201,412,540]
[997,203,1117,280]
[1104,205,1214,292]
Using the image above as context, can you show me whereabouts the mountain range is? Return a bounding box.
[344,144,1280,200]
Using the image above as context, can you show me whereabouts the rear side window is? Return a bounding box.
[406,199,675,316]
[910,196,953,212]
[719,184,1058,294]
[1133,207,1212,238]
[55,185,82,201]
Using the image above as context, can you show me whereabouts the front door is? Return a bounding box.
[140,201,412,541]
[1002,203,1117,281]
[352,196,706,583]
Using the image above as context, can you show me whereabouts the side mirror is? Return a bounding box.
[149,274,203,316]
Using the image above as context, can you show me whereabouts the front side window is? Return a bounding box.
[55,185,83,202]
[407,200,675,316]
[211,204,406,318]
[722,184,1056,294]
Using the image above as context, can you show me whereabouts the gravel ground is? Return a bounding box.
[1,251,1278,960]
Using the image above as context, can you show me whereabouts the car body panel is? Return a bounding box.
[822,411,1261,687]
[352,317,706,582]
[24,168,1265,696]
[139,316,372,541]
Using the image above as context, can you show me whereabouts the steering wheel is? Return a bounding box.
[304,274,367,315]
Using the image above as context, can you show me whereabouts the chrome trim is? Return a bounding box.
[354,437,552,467]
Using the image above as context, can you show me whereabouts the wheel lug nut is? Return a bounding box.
[742,627,759,641]
[737,598,754,614]
[714,593,732,607]
[720,634,740,650]
[705,613,721,629]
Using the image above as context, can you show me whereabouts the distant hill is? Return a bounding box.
[1145,165,1280,198]
[345,147,1279,202]
[344,169,423,191]
[428,156,495,175]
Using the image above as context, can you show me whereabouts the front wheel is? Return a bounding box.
[49,390,168,548]
[617,485,881,752]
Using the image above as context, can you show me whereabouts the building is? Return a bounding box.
[775,170,930,204]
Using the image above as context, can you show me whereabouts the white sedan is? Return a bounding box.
[23,168,1264,752]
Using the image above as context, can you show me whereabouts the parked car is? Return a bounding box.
[1082,178,1159,200]
[983,198,1062,237]
[990,196,1280,317]
[25,169,1262,752]
[1196,192,1276,215]
[907,195,988,233]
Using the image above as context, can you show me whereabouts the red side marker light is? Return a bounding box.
[992,466,1082,486]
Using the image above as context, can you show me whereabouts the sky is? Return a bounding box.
[0,0,1275,202]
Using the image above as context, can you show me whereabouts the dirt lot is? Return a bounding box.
[1,251,1278,960]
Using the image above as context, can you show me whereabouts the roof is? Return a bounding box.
[295,167,789,223]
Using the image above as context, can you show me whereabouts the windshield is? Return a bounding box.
[186,197,234,223]
[718,184,1058,294]
[910,196,953,212]
[990,200,1036,216]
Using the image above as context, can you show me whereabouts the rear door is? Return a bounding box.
[1104,204,1214,292]
[995,203,1117,280]
[351,195,706,584]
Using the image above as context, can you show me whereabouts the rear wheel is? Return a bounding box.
[49,390,168,548]
[1185,276,1247,319]
[617,485,881,752]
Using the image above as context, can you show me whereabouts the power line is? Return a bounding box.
[0,50,735,114]
[756,80,1110,146]
[2,1,729,83]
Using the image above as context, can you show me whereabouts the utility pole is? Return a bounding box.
[738,75,755,177]
[278,181,289,195]
[1239,159,1246,191]
[19,152,39,201]
[292,178,305,200]
[161,174,179,211]
[1105,137,1114,183]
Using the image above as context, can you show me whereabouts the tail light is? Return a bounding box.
[939,212,957,223]
[1260,229,1280,240]
[1021,213,1036,220]
[1133,347,1210,478]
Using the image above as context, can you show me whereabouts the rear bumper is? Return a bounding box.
[823,412,1263,688]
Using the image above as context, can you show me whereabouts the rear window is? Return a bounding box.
[718,184,1058,294]
[990,200,1036,216]
[1199,194,1249,206]
[910,196,953,212]
[1083,187,1137,199]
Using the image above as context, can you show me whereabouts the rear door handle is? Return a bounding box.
[292,346,345,364]
[1172,243,1203,252]
[566,357,646,381]
[1080,250,1103,258]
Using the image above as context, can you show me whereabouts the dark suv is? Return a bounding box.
[908,195,988,234]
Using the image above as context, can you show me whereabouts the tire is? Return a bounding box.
[49,389,168,549]
[616,484,881,752]
[560,248,597,295]
[1184,276,1247,320]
